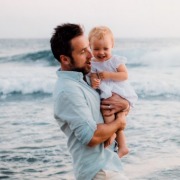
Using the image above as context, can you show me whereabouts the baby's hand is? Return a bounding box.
[91,78,101,89]
[99,71,111,80]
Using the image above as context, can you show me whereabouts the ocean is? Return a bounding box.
[0,38,180,180]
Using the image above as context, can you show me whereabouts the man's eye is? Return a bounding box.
[104,48,108,50]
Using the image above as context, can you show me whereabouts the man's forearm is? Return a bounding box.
[88,113,126,147]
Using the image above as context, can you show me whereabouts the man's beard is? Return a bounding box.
[71,67,89,75]
[69,57,90,75]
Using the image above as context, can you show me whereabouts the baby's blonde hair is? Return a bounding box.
[88,26,114,45]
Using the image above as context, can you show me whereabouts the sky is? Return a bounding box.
[0,0,180,38]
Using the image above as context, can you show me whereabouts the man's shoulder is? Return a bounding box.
[55,80,83,94]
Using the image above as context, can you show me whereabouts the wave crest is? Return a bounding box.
[0,50,58,66]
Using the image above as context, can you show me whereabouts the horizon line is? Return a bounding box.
[0,36,180,39]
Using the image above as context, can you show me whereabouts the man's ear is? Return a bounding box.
[60,55,71,65]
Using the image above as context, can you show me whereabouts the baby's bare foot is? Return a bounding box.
[118,146,129,158]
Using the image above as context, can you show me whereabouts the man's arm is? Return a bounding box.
[88,93,130,147]
[88,112,126,147]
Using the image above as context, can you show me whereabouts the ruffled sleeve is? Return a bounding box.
[112,55,127,69]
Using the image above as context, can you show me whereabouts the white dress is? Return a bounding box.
[91,55,138,107]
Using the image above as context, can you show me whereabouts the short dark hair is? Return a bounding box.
[50,23,84,62]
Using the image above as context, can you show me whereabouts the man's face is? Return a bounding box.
[70,35,93,75]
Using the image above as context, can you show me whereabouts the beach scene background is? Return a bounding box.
[0,0,180,179]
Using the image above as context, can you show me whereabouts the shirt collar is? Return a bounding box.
[56,69,84,82]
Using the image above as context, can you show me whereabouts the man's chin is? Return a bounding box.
[85,65,91,73]
[82,64,91,75]
[72,67,91,75]
[84,68,91,75]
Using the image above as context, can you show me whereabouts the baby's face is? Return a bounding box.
[90,35,113,62]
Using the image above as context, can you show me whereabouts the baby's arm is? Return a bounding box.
[90,73,101,89]
[98,64,128,81]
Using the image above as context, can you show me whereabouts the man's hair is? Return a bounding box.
[50,23,84,62]
[88,26,114,45]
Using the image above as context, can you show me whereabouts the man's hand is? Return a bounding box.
[101,93,130,116]
[104,133,116,148]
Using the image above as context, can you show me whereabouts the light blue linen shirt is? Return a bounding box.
[53,70,123,180]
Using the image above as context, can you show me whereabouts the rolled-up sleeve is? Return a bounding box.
[54,90,97,145]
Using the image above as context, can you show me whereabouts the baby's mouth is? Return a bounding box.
[98,55,106,59]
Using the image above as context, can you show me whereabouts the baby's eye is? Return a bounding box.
[104,48,108,50]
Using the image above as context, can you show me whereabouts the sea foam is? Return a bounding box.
[0,64,56,98]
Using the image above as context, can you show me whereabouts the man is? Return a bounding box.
[50,23,128,180]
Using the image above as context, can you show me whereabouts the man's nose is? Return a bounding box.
[87,48,93,58]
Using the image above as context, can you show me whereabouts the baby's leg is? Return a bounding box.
[102,109,116,148]
[103,110,115,123]
[116,130,129,158]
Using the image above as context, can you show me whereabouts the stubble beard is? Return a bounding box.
[69,57,90,75]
